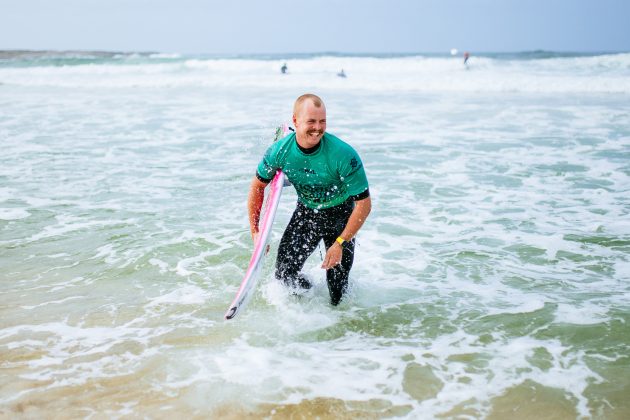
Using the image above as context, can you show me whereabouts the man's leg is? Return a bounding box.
[322,236,354,305]
[275,204,321,289]
[321,200,355,305]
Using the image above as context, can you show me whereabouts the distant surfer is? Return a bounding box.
[337,69,346,78]
[281,63,288,74]
[463,52,470,66]
[248,94,371,305]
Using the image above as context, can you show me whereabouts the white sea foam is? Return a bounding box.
[0,207,30,220]
[20,295,85,310]
[554,302,611,325]
[146,285,210,307]
[1,53,629,93]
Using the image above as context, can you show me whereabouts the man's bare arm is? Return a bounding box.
[321,196,372,269]
[247,176,268,240]
[338,196,372,242]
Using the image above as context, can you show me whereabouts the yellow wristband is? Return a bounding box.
[336,236,346,247]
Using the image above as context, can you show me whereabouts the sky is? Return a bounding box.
[2,0,630,54]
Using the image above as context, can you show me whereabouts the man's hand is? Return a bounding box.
[252,231,270,255]
[321,243,343,269]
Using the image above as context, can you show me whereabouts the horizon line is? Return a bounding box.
[1,48,629,56]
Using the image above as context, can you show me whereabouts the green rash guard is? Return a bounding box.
[256,132,369,209]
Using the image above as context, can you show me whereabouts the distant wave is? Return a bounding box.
[1,50,629,93]
[0,50,159,69]
[1,49,627,66]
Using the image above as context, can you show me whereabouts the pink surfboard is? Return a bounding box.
[224,124,289,320]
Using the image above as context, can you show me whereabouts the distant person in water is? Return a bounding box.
[281,63,288,74]
[463,52,470,65]
[337,69,346,78]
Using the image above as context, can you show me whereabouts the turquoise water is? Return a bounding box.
[1,52,629,418]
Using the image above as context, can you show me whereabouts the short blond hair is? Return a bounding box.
[293,93,324,115]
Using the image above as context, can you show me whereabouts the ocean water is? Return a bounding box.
[1,51,629,419]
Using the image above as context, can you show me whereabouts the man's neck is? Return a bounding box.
[295,135,322,154]
[295,134,322,150]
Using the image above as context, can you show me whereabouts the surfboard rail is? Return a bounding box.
[224,124,289,320]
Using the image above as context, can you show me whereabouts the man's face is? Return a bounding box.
[293,100,326,148]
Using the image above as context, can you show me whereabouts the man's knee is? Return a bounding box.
[276,267,312,290]
[275,265,291,283]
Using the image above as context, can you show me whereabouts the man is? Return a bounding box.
[248,94,371,305]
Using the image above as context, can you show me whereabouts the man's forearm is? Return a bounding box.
[247,177,267,236]
[339,196,372,241]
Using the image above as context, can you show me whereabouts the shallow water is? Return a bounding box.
[1,53,630,418]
